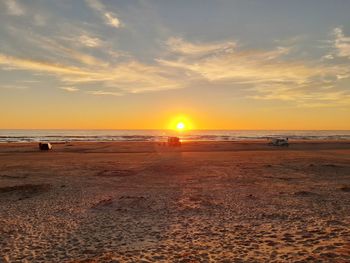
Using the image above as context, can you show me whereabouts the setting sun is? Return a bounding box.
[168,115,194,130]
[176,122,185,130]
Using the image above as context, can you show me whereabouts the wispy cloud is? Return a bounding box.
[4,26,108,67]
[78,35,102,48]
[159,37,350,107]
[250,83,350,108]
[85,0,121,28]
[0,52,181,94]
[19,80,41,84]
[0,53,92,76]
[333,27,350,58]
[87,90,122,96]
[1,6,349,109]
[0,85,28,90]
[60,86,79,92]
[1,33,349,106]
[159,38,317,84]
[166,37,237,55]
[4,0,24,16]
[104,12,120,28]
[61,61,182,93]
[33,14,46,26]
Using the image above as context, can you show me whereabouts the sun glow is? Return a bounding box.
[168,115,194,131]
[176,122,185,130]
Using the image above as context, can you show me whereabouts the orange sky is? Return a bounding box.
[0,1,350,130]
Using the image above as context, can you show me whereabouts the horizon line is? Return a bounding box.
[1,128,350,131]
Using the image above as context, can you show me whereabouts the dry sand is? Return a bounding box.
[0,141,349,262]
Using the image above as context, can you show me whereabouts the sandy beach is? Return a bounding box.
[0,141,349,262]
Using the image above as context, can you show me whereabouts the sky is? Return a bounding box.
[0,0,349,130]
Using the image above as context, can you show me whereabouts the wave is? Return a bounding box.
[0,130,350,142]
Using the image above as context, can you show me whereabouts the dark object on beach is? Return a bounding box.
[39,142,52,151]
[268,138,289,147]
[168,136,181,147]
[340,186,350,192]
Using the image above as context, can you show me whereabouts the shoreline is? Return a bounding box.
[1,130,350,144]
[1,140,349,153]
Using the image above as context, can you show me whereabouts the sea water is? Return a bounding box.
[0,130,349,143]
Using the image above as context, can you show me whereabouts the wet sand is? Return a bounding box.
[0,141,350,262]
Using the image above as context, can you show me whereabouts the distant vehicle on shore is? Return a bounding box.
[39,142,52,151]
[268,138,289,147]
[168,137,181,147]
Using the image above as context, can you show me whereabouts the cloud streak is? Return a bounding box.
[166,37,237,55]
[0,85,28,90]
[0,53,181,94]
[60,86,79,92]
[160,38,333,84]
[333,27,350,58]
[159,37,350,106]
[0,5,349,109]
[78,35,102,48]
[4,0,24,16]
[0,53,92,76]
[85,0,121,28]
[87,90,122,96]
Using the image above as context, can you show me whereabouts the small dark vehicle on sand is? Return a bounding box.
[268,138,289,147]
[39,142,52,151]
[168,137,181,147]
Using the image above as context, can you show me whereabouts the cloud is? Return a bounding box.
[0,53,181,94]
[4,27,108,67]
[0,53,92,76]
[61,61,182,93]
[78,35,102,48]
[322,54,334,60]
[87,90,122,96]
[104,12,120,28]
[85,0,121,28]
[159,37,350,107]
[1,34,348,106]
[159,38,318,85]
[19,80,41,83]
[1,14,349,108]
[251,84,350,108]
[60,86,79,92]
[4,0,24,16]
[33,14,46,26]
[333,27,350,58]
[166,37,236,55]
[0,85,28,90]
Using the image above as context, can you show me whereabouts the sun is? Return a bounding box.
[168,115,193,130]
[176,122,185,130]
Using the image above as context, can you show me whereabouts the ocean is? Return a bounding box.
[0,130,349,143]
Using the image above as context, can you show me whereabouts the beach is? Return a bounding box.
[0,141,349,262]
